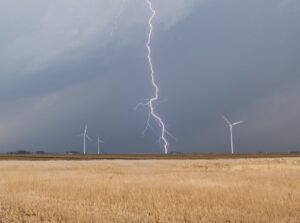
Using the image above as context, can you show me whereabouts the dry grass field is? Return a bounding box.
[0,158,299,223]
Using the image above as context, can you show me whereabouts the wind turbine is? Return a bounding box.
[79,125,92,155]
[97,136,104,155]
[222,115,244,154]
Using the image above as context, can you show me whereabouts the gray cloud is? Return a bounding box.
[0,0,299,153]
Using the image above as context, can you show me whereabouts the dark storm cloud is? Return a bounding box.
[0,0,299,153]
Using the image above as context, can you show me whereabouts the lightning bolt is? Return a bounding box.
[143,0,169,154]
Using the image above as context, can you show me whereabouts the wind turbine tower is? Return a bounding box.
[97,136,104,155]
[79,125,92,155]
[222,115,244,154]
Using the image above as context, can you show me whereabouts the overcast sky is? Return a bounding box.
[0,0,299,153]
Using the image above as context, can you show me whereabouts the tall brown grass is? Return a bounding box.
[0,158,299,223]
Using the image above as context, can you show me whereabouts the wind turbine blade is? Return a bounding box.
[232,120,244,126]
[86,134,92,141]
[97,136,104,143]
[221,115,231,125]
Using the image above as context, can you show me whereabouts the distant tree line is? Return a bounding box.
[7,150,46,155]
[5,150,86,155]
[7,150,32,154]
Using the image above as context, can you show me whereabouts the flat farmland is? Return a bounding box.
[0,157,299,223]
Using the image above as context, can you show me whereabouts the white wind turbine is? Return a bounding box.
[222,115,244,154]
[97,136,104,155]
[79,125,92,155]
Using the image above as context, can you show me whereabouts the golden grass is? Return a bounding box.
[0,158,299,223]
